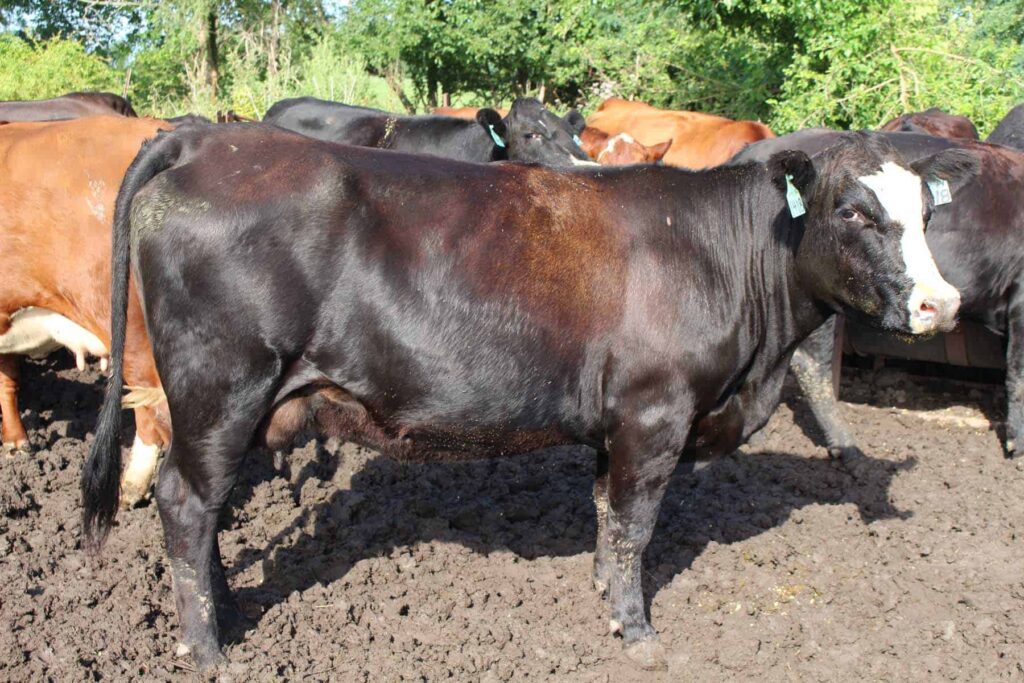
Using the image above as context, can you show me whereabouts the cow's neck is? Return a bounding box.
[692,171,828,358]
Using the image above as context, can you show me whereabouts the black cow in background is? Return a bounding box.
[82,125,973,671]
[987,103,1024,150]
[734,130,1024,458]
[263,96,593,166]
[0,91,137,121]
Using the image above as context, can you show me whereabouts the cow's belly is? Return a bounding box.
[263,384,574,460]
[0,307,108,361]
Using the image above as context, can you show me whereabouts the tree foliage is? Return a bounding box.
[0,0,1022,132]
[0,34,121,100]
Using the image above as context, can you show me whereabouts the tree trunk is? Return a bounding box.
[427,71,438,109]
[204,8,219,95]
[268,0,281,78]
[385,64,417,114]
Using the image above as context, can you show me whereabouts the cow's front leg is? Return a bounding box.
[0,354,29,453]
[604,414,689,670]
[790,317,858,458]
[1004,298,1024,457]
[592,449,612,595]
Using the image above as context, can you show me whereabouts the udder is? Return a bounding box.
[0,307,108,370]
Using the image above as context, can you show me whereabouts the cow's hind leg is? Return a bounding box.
[0,354,29,453]
[605,415,690,670]
[156,366,279,670]
[120,407,164,508]
[592,449,612,595]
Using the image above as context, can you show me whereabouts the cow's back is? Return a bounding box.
[263,97,388,144]
[588,98,774,169]
[987,103,1024,150]
[0,93,134,122]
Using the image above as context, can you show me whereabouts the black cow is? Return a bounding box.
[987,103,1024,150]
[82,125,972,670]
[263,96,592,166]
[0,91,137,121]
[880,107,979,141]
[735,130,1023,458]
[165,113,213,125]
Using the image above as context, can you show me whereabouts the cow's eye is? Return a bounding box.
[838,208,861,222]
[524,132,543,141]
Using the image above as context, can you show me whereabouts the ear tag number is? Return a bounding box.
[785,174,806,218]
[928,178,952,206]
[488,124,506,148]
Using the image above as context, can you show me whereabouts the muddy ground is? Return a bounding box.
[1,354,1022,681]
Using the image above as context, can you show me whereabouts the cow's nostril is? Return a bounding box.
[919,300,938,318]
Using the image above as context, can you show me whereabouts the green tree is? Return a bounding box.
[0,33,121,100]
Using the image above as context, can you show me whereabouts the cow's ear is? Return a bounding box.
[767,149,815,196]
[911,148,980,196]
[645,139,672,162]
[476,108,507,147]
[564,110,586,135]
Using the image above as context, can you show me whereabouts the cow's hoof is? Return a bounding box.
[623,638,668,671]
[830,446,871,478]
[1004,439,1017,459]
[119,482,150,510]
[177,641,227,672]
[218,599,259,633]
[592,560,612,597]
[2,440,31,456]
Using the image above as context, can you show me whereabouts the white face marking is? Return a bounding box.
[857,161,960,333]
[598,133,638,163]
[570,153,599,167]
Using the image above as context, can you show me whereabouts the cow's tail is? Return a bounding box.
[82,131,184,553]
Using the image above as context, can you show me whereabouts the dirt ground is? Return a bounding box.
[1,354,1022,682]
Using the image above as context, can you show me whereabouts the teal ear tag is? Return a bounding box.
[488,124,506,148]
[785,174,806,218]
[573,134,582,146]
[928,178,952,205]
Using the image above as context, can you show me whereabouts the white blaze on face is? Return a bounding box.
[570,154,599,167]
[857,161,960,333]
[597,133,636,164]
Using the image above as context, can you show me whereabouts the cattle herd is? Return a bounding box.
[0,89,1021,672]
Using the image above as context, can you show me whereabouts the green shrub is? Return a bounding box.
[0,34,122,101]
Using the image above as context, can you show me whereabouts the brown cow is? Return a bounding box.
[579,126,672,165]
[586,97,775,169]
[880,107,979,140]
[0,92,137,121]
[0,115,170,505]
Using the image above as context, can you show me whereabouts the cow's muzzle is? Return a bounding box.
[907,282,960,334]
